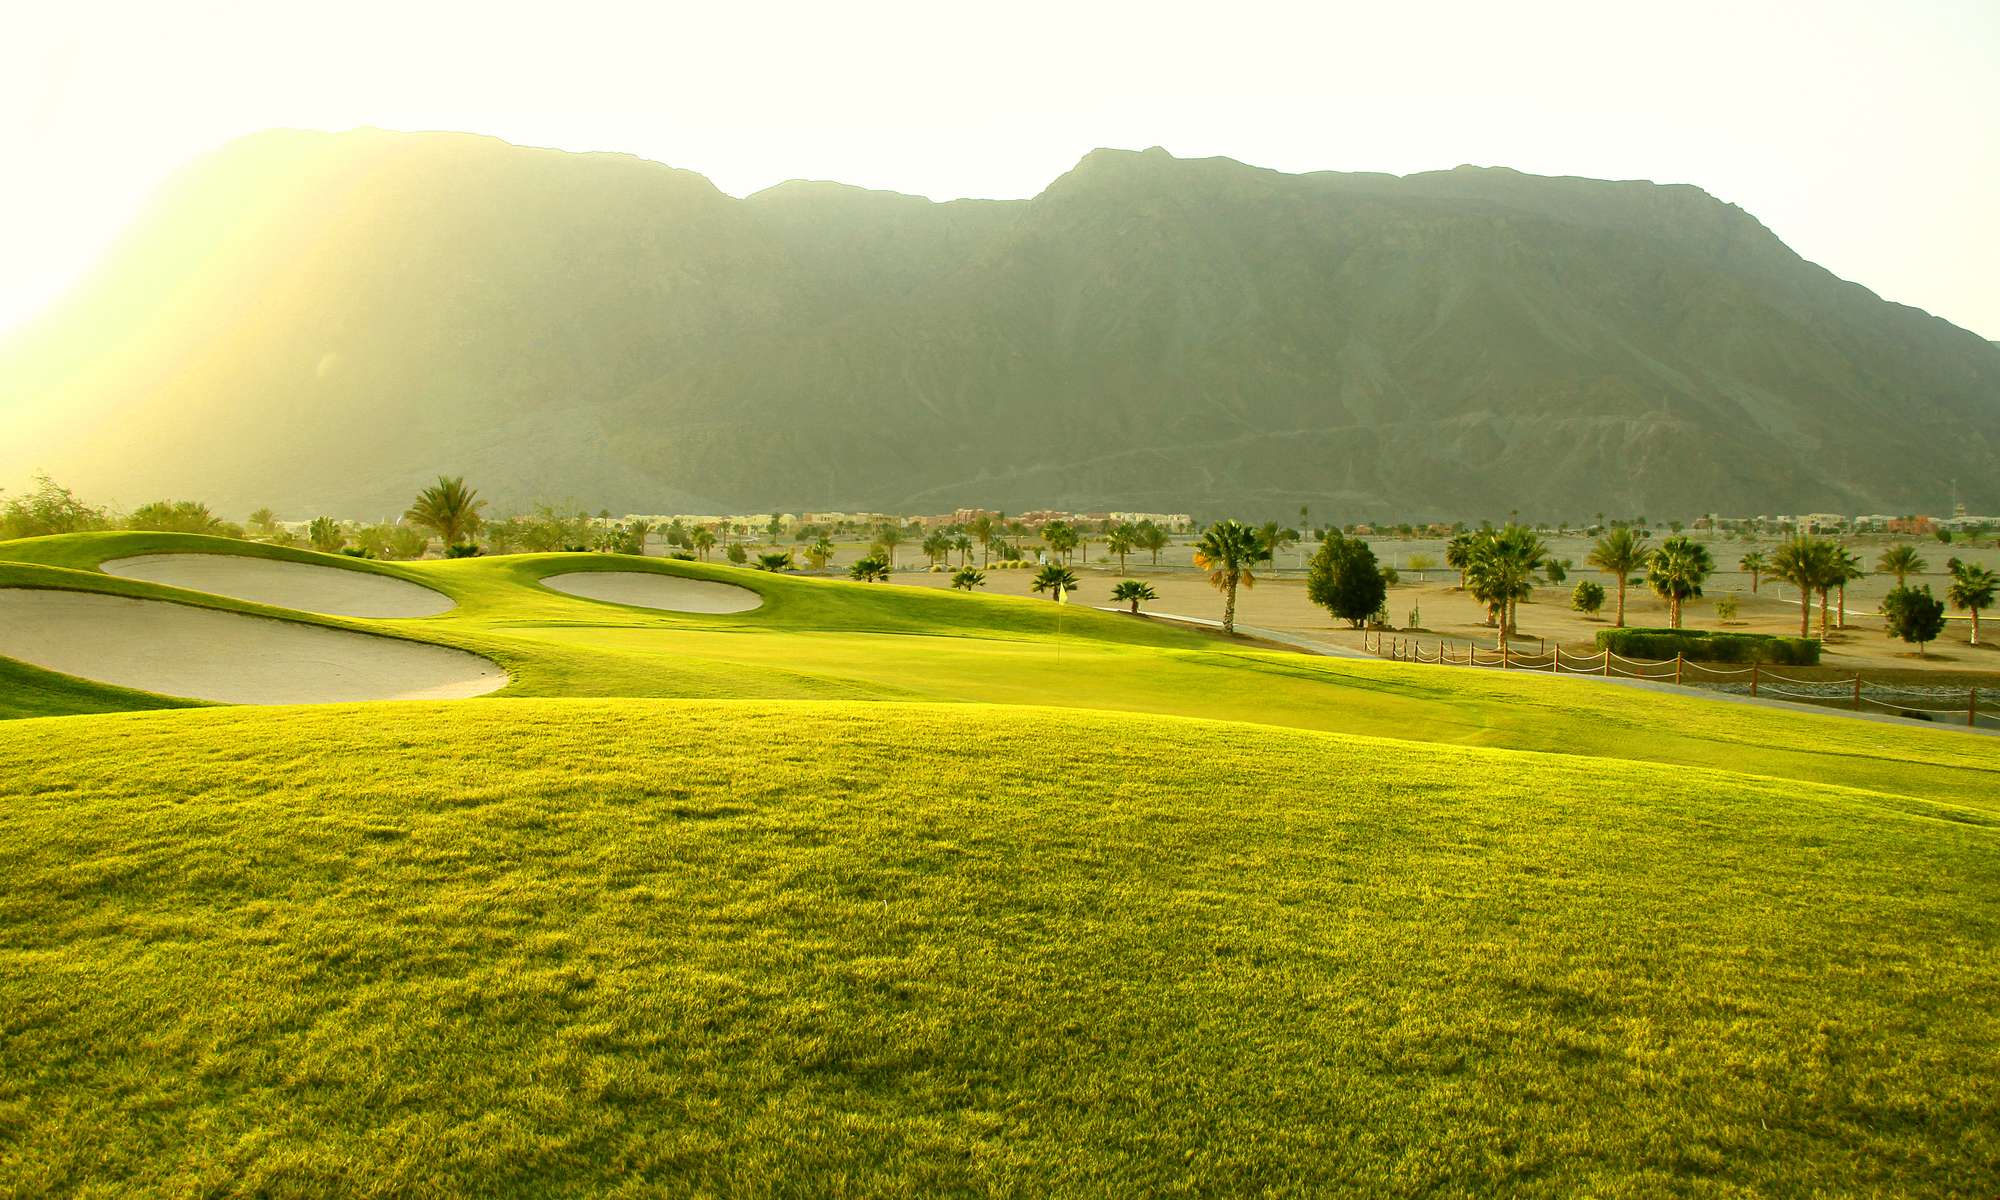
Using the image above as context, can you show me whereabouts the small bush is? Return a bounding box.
[339,547,373,559]
[1594,627,1819,666]
[445,543,483,559]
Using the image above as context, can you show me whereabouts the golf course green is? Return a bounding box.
[1,532,1995,1193]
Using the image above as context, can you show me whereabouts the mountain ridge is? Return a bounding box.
[2,128,1995,520]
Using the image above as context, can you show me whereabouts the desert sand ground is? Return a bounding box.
[0,588,506,703]
[541,571,763,613]
[104,553,455,618]
[891,562,2000,676]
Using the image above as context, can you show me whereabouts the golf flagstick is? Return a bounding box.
[1055,581,1066,664]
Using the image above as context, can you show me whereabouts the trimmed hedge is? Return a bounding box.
[1594,627,1820,666]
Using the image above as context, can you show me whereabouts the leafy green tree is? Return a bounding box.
[307,516,344,553]
[1876,544,1925,589]
[1770,536,1837,639]
[1305,531,1387,629]
[353,524,392,558]
[127,500,226,534]
[1134,520,1170,565]
[1111,579,1157,613]
[721,542,747,565]
[950,567,986,591]
[1947,560,1997,645]
[1881,584,1946,657]
[404,476,486,548]
[1738,550,1766,592]
[1031,564,1080,599]
[1587,528,1651,627]
[0,474,109,539]
[1645,535,1715,628]
[389,526,431,559]
[1571,579,1606,617]
[849,553,891,582]
[1542,557,1570,586]
[1192,520,1264,635]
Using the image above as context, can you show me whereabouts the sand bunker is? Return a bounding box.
[541,571,762,613]
[0,589,506,704]
[102,553,454,618]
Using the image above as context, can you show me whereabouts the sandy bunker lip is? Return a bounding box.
[0,589,506,704]
[541,571,762,613]
[102,553,455,618]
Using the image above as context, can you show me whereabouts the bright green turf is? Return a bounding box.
[1,532,1996,812]
[2,534,1998,1192]
[0,702,1993,1195]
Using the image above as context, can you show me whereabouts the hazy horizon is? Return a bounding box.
[5,0,1997,341]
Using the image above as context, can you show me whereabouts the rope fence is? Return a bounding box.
[1362,630,1996,729]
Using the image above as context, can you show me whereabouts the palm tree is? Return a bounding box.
[1107,523,1137,571]
[1444,532,1477,591]
[1192,520,1264,635]
[1738,550,1767,593]
[1587,528,1651,628]
[1041,520,1078,565]
[756,550,794,572]
[248,507,280,536]
[952,533,973,566]
[1645,535,1715,628]
[950,567,986,591]
[806,535,837,569]
[1135,521,1170,565]
[1256,522,1299,570]
[403,476,486,548]
[921,530,952,567]
[1770,536,1835,639]
[848,554,891,582]
[969,514,998,568]
[1031,564,1080,599]
[307,515,344,553]
[1111,579,1158,614]
[1947,561,1997,645]
[875,522,907,570]
[1877,544,1925,589]
[1465,525,1547,636]
[1830,546,1864,629]
[693,527,718,561]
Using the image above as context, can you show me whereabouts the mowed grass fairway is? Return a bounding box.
[2,533,1998,1194]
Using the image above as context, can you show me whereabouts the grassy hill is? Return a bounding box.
[1,534,1996,1192]
[2,702,1995,1194]
[5,129,1998,519]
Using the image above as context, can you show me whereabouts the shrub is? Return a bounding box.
[1882,585,1946,657]
[445,543,483,559]
[1571,580,1605,616]
[1594,627,1819,666]
[339,547,373,559]
[1713,593,1740,621]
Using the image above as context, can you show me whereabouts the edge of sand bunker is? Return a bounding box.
[540,571,763,614]
[0,588,506,704]
[103,553,455,618]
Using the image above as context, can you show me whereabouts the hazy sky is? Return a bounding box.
[4,0,1996,338]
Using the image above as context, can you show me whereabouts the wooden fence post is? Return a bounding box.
[1601,650,1610,677]
[1501,641,1510,670]
[1750,662,1759,697]
[1972,686,1980,728]
[1852,676,1862,711]
[1674,653,1683,686]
